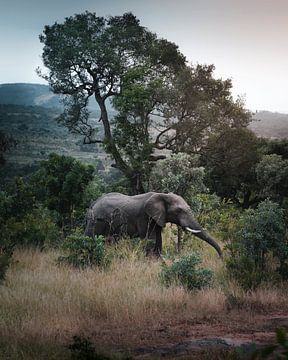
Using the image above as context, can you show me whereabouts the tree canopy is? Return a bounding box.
[39,11,251,193]
[201,127,260,206]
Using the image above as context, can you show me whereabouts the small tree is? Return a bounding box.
[58,229,108,268]
[32,153,94,229]
[256,154,288,205]
[148,153,205,197]
[148,153,206,251]
[226,200,288,289]
[160,253,214,291]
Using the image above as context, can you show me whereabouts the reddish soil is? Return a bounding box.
[88,311,288,358]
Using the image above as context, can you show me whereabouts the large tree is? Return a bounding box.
[39,12,251,194]
[38,11,185,193]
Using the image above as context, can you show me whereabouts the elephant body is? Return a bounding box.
[85,192,222,256]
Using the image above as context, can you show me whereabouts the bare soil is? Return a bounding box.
[88,311,288,358]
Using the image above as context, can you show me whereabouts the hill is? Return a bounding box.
[1,83,288,139]
[1,83,288,186]
[0,104,106,186]
[0,83,62,108]
[0,83,111,112]
[250,111,288,139]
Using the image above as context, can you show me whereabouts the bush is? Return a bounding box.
[226,200,288,290]
[160,253,214,291]
[1,207,61,249]
[58,229,108,268]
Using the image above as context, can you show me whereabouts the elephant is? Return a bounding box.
[85,192,222,257]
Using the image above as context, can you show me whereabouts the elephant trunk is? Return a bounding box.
[186,227,222,258]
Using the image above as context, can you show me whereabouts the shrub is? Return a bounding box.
[58,229,108,268]
[149,153,206,197]
[1,207,61,249]
[160,253,214,291]
[226,199,288,290]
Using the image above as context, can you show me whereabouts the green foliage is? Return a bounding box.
[215,204,242,243]
[0,177,35,224]
[0,176,61,250]
[191,193,222,226]
[185,193,241,243]
[260,138,288,159]
[32,153,94,228]
[149,153,206,198]
[159,65,252,154]
[39,11,186,193]
[160,253,214,291]
[81,177,106,210]
[256,154,288,204]
[68,335,111,360]
[201,127,259,206]
[2,207,61,249]
[226,200,288,290]
[58,229,108,268]
[39,11,250,194]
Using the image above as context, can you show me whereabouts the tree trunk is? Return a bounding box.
[127,172,145,195]
[96,95,129,170]
[95,95,147,195]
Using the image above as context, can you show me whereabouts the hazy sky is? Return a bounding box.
[1,0,288,112]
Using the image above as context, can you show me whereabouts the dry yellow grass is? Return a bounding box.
[0,246,288,359]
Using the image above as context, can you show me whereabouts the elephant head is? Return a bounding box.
[144,193,222,257]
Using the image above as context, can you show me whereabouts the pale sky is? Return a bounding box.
[1,0,288,113]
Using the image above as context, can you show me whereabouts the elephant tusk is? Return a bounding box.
[186,227,202,234]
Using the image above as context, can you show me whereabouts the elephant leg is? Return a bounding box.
[153,225,162,256]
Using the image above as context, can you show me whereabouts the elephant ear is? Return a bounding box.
[144,194,166,227]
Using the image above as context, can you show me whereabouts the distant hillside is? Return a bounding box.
[250,111,288,139]
[0,83,62,108]
[0,104,107,186]
[0,83,112,112]
[1,83,288,186]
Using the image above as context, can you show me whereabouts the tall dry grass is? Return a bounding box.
[1,243,288,359]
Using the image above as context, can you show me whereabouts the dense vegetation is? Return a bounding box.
[1,10,288,359]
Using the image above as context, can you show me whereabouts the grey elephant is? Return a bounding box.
[85,192,222,257]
